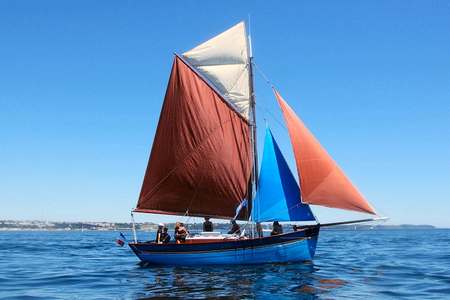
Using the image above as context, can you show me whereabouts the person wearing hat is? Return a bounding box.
[203,217,213,232]
[155,223,165,244]
[160,227,171,243]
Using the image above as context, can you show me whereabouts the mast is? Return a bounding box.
[247,22,258,222]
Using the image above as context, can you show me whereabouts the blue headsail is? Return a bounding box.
[252,128,316,222]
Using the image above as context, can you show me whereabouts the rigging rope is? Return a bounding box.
[252,61,275,88]
[251,60,290,134]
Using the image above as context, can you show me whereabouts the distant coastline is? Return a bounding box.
[0,220,440,231]
[321,224,436,230]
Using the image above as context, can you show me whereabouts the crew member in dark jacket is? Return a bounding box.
[203,217,213,232]
[228,220,241,235]
[271,221,283,236]
[256,222,263,238]
[160,227,171,243]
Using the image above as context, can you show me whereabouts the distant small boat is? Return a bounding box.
[128,21,383,265]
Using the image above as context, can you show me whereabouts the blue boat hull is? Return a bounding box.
[129,226,319,265]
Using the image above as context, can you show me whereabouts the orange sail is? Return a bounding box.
[274,90,376,215]
[135,56,252,219]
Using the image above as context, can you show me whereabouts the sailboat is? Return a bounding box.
[128,21,383,265]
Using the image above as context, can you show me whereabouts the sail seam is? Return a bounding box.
[133,208,239,220]
[185,62,246,67]
[223,63,249,99]
[140,119,236,205]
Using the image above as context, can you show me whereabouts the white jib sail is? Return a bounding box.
[182,21,251,120]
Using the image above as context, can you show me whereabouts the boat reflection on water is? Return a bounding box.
[135,261,347,299]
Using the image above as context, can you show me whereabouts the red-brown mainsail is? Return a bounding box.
[135,56,252,219]
[274,90,376,215]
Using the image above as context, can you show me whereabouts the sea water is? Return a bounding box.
[0,229,449,299]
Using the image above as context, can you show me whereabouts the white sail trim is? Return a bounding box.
[182,21,251,120]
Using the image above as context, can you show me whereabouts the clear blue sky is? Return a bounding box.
[1,1,449,227]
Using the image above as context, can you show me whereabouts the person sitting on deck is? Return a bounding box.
[160,227,171,244]
[155,223,164,244]
[271,221,283,236]
[175,222,188,244]
[228,220,241,235]
[203,217,213,232]
[256,222,263,238]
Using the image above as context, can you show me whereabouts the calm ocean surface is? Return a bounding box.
[0,229,449,299]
